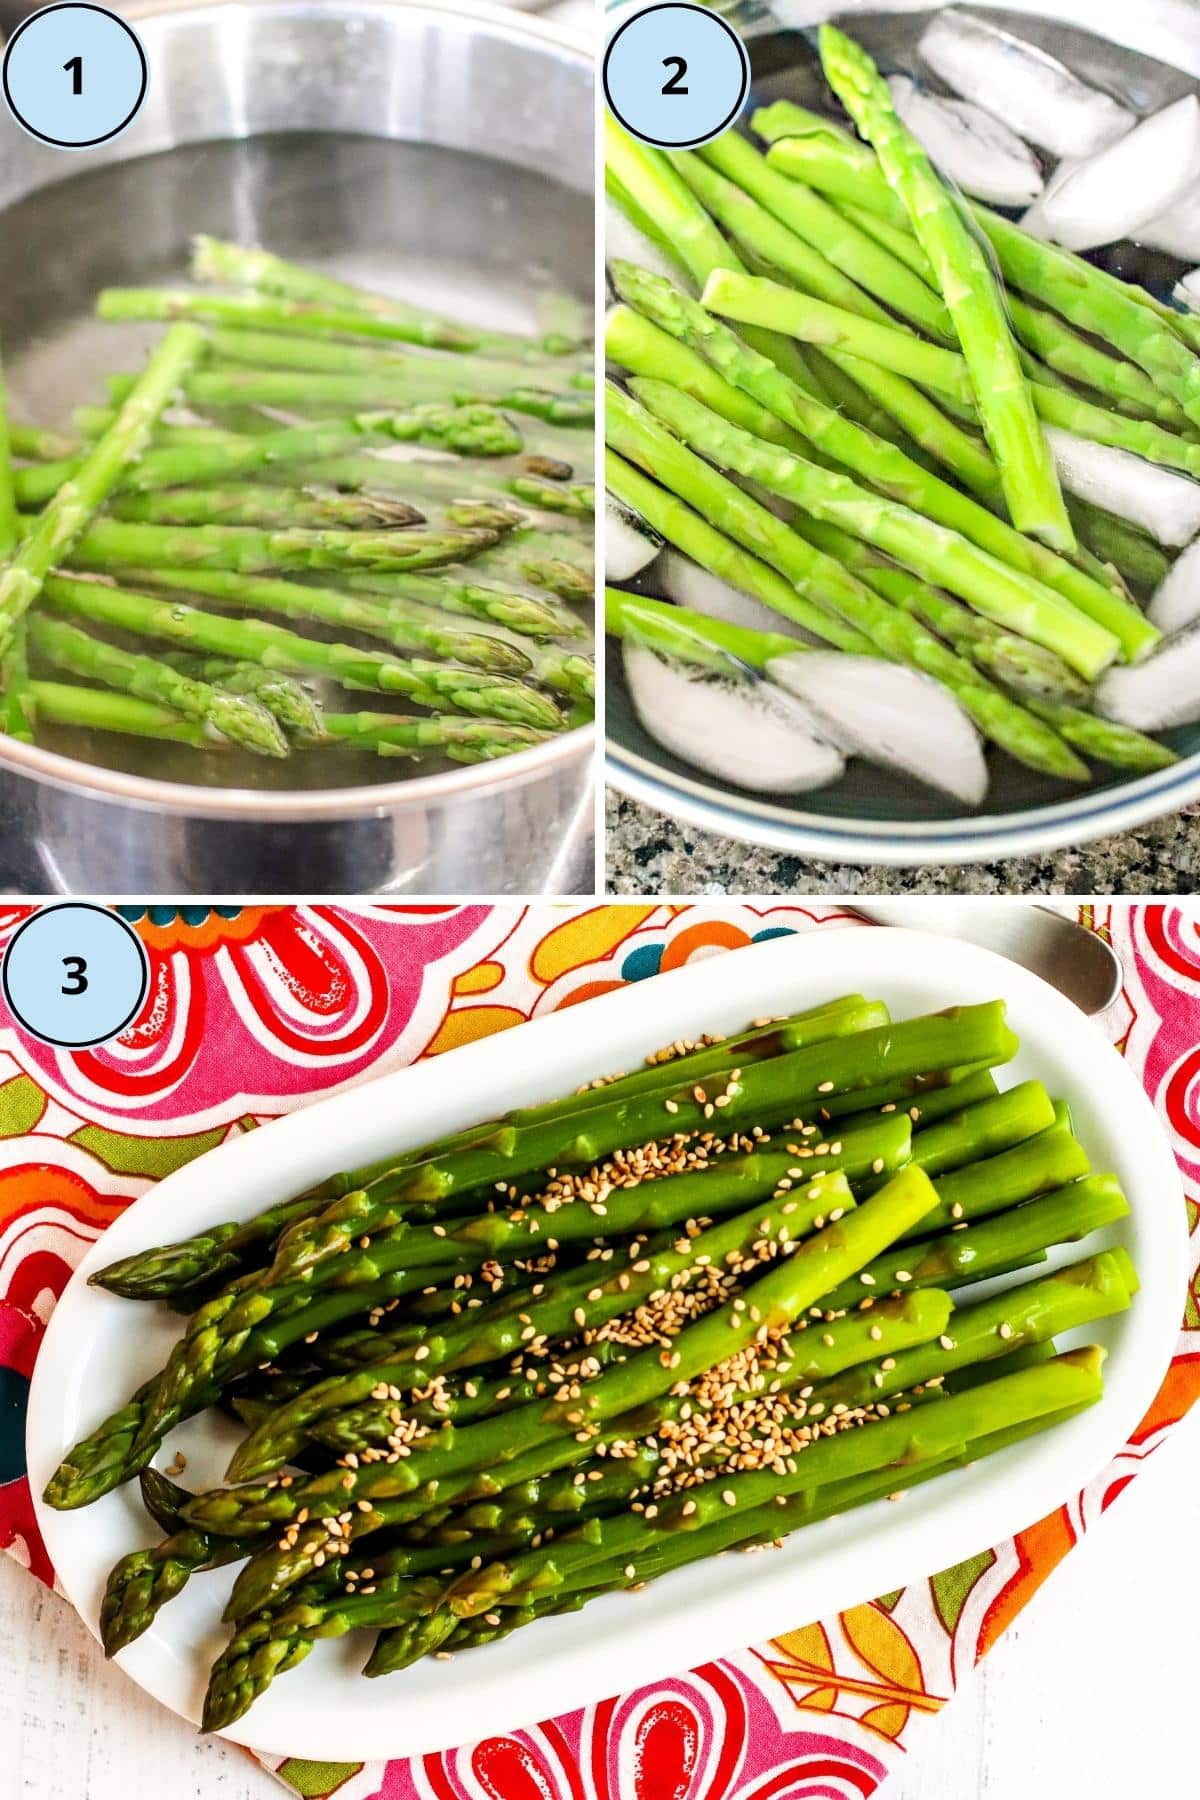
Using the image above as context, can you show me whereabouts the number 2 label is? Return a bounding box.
[661,55,688,95]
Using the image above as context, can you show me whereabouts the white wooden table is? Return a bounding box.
[4,1405,1196,1799]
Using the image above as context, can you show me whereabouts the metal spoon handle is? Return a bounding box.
[848,901,1122,1018]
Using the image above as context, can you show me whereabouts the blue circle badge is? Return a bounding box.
[604,3,750,150]
[3,3,149,150]
[3,904,150,1047]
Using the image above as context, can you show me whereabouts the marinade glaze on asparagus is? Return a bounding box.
[43,990,1137,1728]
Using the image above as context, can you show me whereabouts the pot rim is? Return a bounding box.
[0,0,595,823]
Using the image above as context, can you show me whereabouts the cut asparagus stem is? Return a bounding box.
[819,1171,1129,1312]
[27,613,290,757]
[0,323,207,651]
[812,1251,1133,1416]
[692,131,954,341]
[605,116,829,396]
[40,575,563,729]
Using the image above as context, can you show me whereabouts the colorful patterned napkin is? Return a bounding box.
[1,902,1196,1799]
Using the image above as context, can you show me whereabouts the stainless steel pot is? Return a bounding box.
[0,0,595,895]
[605,0,1200,866]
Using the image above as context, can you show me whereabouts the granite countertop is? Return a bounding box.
[605,790,1200,895]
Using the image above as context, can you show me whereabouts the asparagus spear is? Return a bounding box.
[970,205,1200,429]
[223,1167,865,1481]
[0,348,17,558]
[818,26,1072,550]
[608,385,1104,774]
[611,264,1155,663]
[605,116,828,397]
[107,365,591,428]
[98,567,533,676]
[107,485,424,532]
[260,450,593,520]
[410,547,591,604]
[704,268,1200,488]
[190,236,584,359]
[700,268,970,398]
[28,613,290,757]
[822,201,1192,433]
[631,378,1119,682]
[201,324,582,395]
[14,404,525,508]
[29,682,549,764]
[606,585,804,671]
[135,559,579,642]
[40,575,564,729]
[789,518,1087,705]
[1,350,34,743]
[790,518,1172,773]
[251,1390,1087,1697]
[1066,498,1172,593]
[907,1122,1090,1238]
[97,286,538,355]
[52,514,505,576]
[0,324,207,651]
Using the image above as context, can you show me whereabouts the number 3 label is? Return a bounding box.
[2,905,148,1048]
[604,3,750,150]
